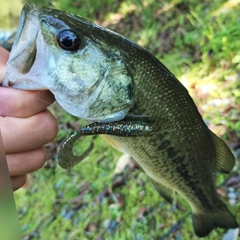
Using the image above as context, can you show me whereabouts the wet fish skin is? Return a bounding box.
[3,3,134,122]
[3,3,239,237]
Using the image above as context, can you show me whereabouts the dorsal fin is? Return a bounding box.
[210,132,236,173]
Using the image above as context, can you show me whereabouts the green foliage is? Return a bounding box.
[0,0,23,28]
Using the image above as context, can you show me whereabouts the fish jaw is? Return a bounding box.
[3,3,135,122]
[3,3,49,90]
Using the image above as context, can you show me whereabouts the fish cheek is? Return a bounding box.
[90,74,134,118]
[82,50,134,120]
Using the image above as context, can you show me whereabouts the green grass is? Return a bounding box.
[5,0,240,239]
[0,0,23,28]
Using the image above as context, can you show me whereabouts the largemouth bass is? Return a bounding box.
[3,3,238,237]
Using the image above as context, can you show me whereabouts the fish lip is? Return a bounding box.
[2,2,45,89]
[10,3,39,62]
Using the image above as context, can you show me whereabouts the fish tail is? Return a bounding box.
[192,201,238,237]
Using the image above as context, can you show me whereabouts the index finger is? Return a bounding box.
[0,47,55,117]
[0,87,55,118]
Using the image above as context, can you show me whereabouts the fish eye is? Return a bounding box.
[57,30,81,51]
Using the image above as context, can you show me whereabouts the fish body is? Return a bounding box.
[3,3,238,237]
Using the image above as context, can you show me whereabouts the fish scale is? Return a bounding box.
[2,3,238,237]
[115,132,217,212]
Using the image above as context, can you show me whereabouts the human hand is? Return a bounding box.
[0,46,58,190]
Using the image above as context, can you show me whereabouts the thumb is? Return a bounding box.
[0,47,9,84]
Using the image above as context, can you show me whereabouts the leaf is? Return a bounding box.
[136,206,149,221]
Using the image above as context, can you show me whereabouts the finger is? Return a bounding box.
[0,110,58,153]
[11,175,27,191]
[0,47,9,82]
[0,88,55,118]
[7,147,46,176]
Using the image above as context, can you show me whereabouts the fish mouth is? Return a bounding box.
[3,3,48,89]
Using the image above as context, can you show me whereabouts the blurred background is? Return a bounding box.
[1,0,240,239]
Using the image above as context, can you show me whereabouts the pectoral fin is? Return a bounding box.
[210,132,236,173]
[150,178,175,205]
[59,121,153,169]
[101,135,127,153]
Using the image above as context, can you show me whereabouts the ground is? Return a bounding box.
[1,0,240,239]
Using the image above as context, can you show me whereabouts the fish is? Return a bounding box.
[2,2,238,237]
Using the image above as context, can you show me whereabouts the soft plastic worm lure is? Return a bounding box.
[58,121,152,169]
